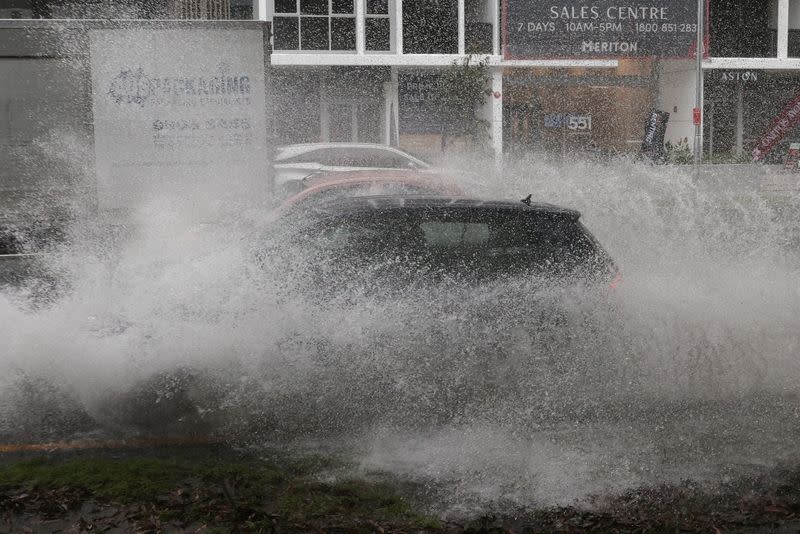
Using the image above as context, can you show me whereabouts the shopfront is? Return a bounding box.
[502,62,655,157]
[704,69,800,163]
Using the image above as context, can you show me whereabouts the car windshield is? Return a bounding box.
[299,208,612,280]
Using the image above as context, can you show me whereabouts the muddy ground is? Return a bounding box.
[2,443,800,533]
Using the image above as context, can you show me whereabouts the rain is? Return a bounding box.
[2,0,800,531]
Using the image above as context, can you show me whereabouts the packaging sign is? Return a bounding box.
[398,72,446,134]
[504,0,705,59]
[641,108,670,161]
[89,26,269,211]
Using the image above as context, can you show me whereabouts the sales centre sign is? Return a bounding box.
[504,1,708,59]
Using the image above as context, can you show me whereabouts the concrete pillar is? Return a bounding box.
[491,68,503,161]
[708,100,714,157]
[492,0,500,56]
[356,0,366,54]
[778,0,790,59]
[735,84,744,156]
[253,0,267,21]
[394,0,403,54]
[320,88,330,142]
[351,106,358,142]
[383,68,400,146]
[458,0,465,55]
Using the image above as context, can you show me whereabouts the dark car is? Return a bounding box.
[264,195,619,296]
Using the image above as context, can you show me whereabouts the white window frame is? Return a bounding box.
[272,0,357,52]
[364,0,392,53]
[270,0,394,53]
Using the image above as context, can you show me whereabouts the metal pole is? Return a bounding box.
[693,0,704,169]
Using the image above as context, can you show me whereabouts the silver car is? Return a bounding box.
[273,143,430,187]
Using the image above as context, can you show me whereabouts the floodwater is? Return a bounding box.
[2,156,800,516]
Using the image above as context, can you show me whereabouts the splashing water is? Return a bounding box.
[2,152,800,515]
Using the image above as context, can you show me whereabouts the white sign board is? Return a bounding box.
[89,27,269,212]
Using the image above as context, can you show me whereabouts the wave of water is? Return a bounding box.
[2,155,800,514]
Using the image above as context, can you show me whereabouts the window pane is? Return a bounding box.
[273,17,299,50]
[301,16,329,50]
[332,0,353,14]
[403,0,457,53]
[230,2,253,19]
[274,0,296,13]
[300,0,327,15]
[366,0,388,15]
[331,17,356,50]
[421,222,490,247]
[365,17,390,51]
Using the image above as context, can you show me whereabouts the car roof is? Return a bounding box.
[301,195,581,220]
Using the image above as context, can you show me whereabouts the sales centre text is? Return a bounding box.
[549,6,670,20]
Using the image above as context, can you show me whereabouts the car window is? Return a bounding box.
[277,147,424,169]
[303,209,611,278]
[420,222,489,247]
[317,148,416,168]
[276,148,328,164]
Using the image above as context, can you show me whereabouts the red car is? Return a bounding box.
[276,169,464,212]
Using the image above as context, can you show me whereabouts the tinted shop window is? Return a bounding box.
[274,0,296,13]
[403,0,457,53]
[366,0,388,15]
[332,0,353,13]
[365,0,391,51]
[365,17,390,51]
[229,0,253,19]
[274,17,299,49]
[300,0,326,14]
[301,16,329,50]
[331,18,356,50]
[272,0,357,50]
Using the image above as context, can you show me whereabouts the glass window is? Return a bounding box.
[331,17,357,50]
[332,0,353,14]
[366,0,388,15]
[300,0,326,15]
[300,17,329,50]
[274,17,299,50]
[305,211,611,279]
[278,149,328,164]
[273,0,358,51]
[403,0,457,54]
[365,17,390,51]
[274,0,297,13]
[421,222,490,247]
[311,148,412,167]
[230,0,254,19]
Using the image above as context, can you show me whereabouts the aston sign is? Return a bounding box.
[504,0,708,59]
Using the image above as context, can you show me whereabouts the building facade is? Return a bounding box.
[3,0,800,163]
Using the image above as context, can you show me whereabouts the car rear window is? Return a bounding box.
[304,209,612,278]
